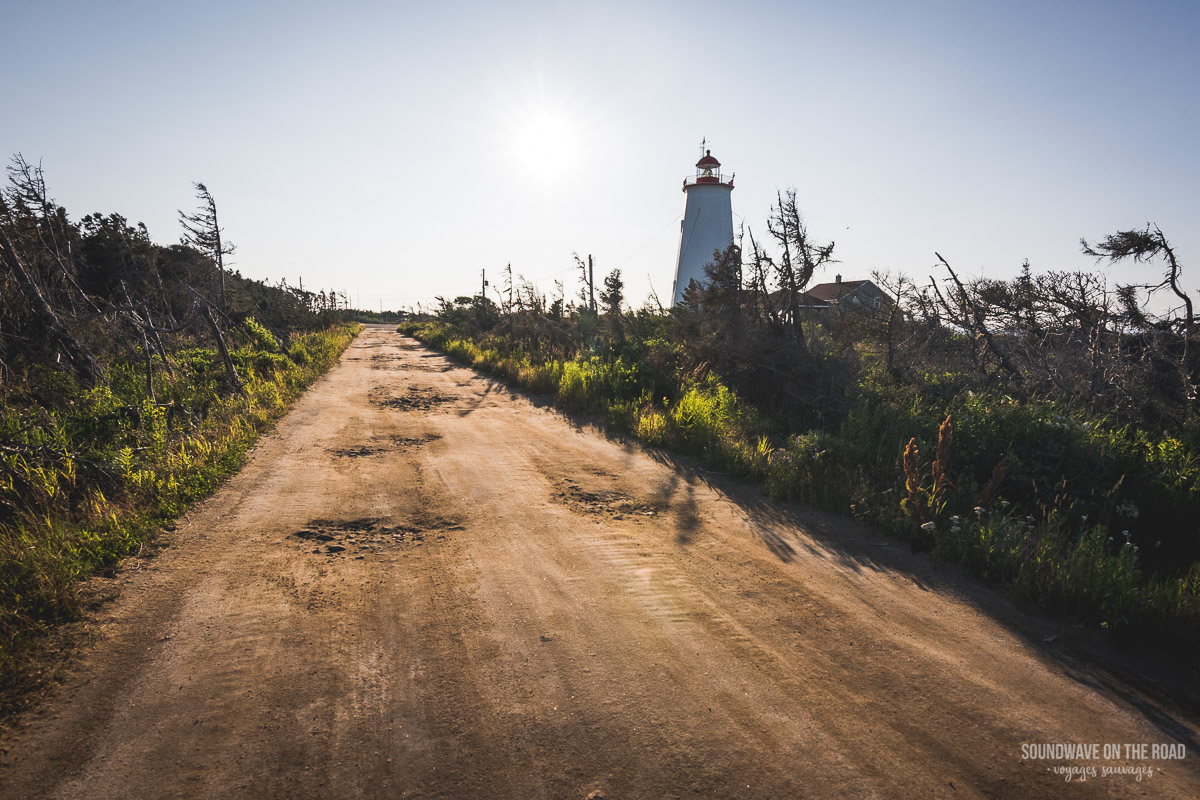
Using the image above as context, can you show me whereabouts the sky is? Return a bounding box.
[3,0,1197,312]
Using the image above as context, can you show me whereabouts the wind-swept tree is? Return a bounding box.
[1083,224,1194,416]
[179,182,234,312]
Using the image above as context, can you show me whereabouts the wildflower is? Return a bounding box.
[973,506,984,517]
[920,521,937,533]
[1122,530,1131,541]
[1116,501,1140,519]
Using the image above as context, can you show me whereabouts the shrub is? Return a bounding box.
[408,316,1200,661]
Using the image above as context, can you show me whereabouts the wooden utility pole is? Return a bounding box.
[481,268,488,300]
[588,255,596,312]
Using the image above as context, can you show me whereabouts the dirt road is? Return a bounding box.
[2,325,1197,799]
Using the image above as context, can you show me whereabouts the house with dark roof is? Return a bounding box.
[804,276,891,314]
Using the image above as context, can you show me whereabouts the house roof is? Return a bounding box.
[806,280,868,303]
[795,291,828,307]
[759,280,888,312]
[764,288,832,309]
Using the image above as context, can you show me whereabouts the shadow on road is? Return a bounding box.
[391,329,1200,749]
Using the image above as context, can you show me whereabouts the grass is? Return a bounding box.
[402,319,1200,662]
[0,322,359,703]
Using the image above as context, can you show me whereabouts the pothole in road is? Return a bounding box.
[292,514,464,558]
[390,433,442,450]
[369,352,453,372]
[369,353,406,369]
[552,479,658,519]
[369,385,456,411]
[401,363,454,372]
[329,445,387,458]
[328,434,441,458]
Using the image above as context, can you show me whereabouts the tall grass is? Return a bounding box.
[404,320,1200,659]
[0,323,359,694]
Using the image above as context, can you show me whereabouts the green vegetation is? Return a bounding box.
[403,212,1200,661]
[344,309,407,325]
[0,156,359,700]
[0,325,356,663]
[405,319,1200,657]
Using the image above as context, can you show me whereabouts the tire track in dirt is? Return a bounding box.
[1,325,1197,800]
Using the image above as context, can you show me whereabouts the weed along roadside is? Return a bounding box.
[401,317,1200,667]
[0,322,360,710]
[7,322,1198,799]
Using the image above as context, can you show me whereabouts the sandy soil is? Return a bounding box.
[1,324,1197,799]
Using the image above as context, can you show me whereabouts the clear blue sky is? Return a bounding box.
[3,0,1197,311]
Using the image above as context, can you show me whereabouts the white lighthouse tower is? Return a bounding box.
[671,145,734,305]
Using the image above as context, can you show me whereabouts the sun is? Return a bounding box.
[506,106,584,186]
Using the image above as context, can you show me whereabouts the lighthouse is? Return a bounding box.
[671,146,734,305]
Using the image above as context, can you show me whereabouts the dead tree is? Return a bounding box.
[933,253,1023,384]
[202,304,243,392]
[0,224,101,385]
[765,189,835,342]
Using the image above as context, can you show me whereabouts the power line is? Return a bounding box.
[612,212,684,272]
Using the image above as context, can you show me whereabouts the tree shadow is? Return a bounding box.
[393,329,1200,747]
[637,445,1200,744]
[647,472,703,546]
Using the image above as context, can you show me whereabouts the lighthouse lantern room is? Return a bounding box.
[672,145,735,305]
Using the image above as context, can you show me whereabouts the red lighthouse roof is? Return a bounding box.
[683,147,734,190]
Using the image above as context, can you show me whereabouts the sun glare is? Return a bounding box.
[506,106,584,187]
